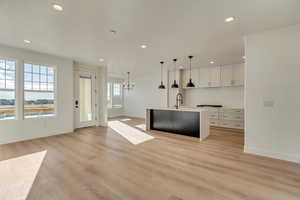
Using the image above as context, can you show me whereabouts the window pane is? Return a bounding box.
[0,70,5,80]
[6,60,15,71]
[0,80,5,89]
[40,66,47,74]
[24,63,32,72]
[6,71,15,80]
[24,73,32,82]
[41,83,47,90]
[47,75,54,83]
[33,73,40,82]
[24,82,32,90]
[0,90,15,120]
[32,82,40,90]
[32,65,39,73]
[6,80,15,89]
[48,83,54,91]
[24,91,55,118]
[48,67,54,75]
[41,74,47,82]
[0,60,5,69]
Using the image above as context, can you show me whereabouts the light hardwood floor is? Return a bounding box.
[1,117,300,200]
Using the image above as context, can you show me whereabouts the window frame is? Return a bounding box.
[0,58,17,121]
[23,61,57,119]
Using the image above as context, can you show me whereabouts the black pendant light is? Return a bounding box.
[186,55,195,88]
[171,59,179,88]
[158,61,166,89]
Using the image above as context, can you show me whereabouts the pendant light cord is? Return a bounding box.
[160,61,164,83]
[189,56,193,80]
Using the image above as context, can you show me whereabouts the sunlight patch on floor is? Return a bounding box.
[108,121,154,145]
[0,151,47,200]
[135,124,146,131]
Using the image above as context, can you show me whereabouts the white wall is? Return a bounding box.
[245,24,300,163]
[0,44,74,144]
[184,87,244,108]
[124,69,167,118]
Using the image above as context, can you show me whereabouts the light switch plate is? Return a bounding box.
[264,100,274,107]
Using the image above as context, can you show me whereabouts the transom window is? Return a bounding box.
[24,63,56,118]
[0,59,16,120]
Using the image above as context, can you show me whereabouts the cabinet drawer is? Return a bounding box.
[209,111,219,119]
[220,113,244,121]
[209,119,219,126]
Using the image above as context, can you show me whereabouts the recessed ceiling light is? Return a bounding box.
[210,61,215,64]
[24,40,31,44]
[141,45,147,49]
[225,17,235,22]
[52,4,63,11]
[99,58,104,62]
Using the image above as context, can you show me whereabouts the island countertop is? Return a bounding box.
[146,107,206,112]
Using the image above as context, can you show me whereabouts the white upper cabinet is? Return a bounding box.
[220,64,245,87]
[221,65,233,87]
[209,66,221,87]
[232,64,244,86]
[180,63,244,89]
[199,67,210,87]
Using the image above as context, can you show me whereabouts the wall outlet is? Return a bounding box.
[264,100,274,107]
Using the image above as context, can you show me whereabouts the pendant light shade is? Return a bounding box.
[158,61,166,89]
[171,58,179,88]
[186,55,195,88]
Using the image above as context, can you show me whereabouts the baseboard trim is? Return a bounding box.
[244,146,300,164]
[0,129,74,145]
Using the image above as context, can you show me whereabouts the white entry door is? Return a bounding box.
[74,71,97,128]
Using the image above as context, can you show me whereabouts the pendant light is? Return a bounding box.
[123,72,135,90]
[171,59,179,88]
[158,61,166,89]
[186,55,195,88]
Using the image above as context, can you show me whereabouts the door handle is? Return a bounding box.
[75,100,79,108]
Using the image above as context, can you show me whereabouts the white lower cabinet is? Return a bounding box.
[208,108,244,130]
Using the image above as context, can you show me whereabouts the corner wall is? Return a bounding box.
[245,24,300,163]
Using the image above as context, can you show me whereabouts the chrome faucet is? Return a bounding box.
[175,93,183,109]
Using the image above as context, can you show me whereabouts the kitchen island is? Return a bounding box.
[146,108,210,141]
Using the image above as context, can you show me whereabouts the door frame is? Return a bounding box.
[74,70,97,129]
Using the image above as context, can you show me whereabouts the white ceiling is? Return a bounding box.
[1,0,300,77]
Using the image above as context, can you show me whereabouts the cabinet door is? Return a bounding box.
[232,64,244,86]
[221,65,233,87]
[210,66,221,87]
[199,67,210,87]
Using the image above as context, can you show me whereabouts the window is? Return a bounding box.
[24,63,55,118]
[113,83,121,96]
[0,59,16,120]
[107,81,123,108]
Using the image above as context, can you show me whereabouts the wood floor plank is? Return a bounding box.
[0,117,300,200]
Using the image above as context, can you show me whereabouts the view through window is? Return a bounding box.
[0,59,16,120]
[24,63,55,118]
[107,81,123,108]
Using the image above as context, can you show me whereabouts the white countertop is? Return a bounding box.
[147,107,206,112]
[147,106,244,112]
